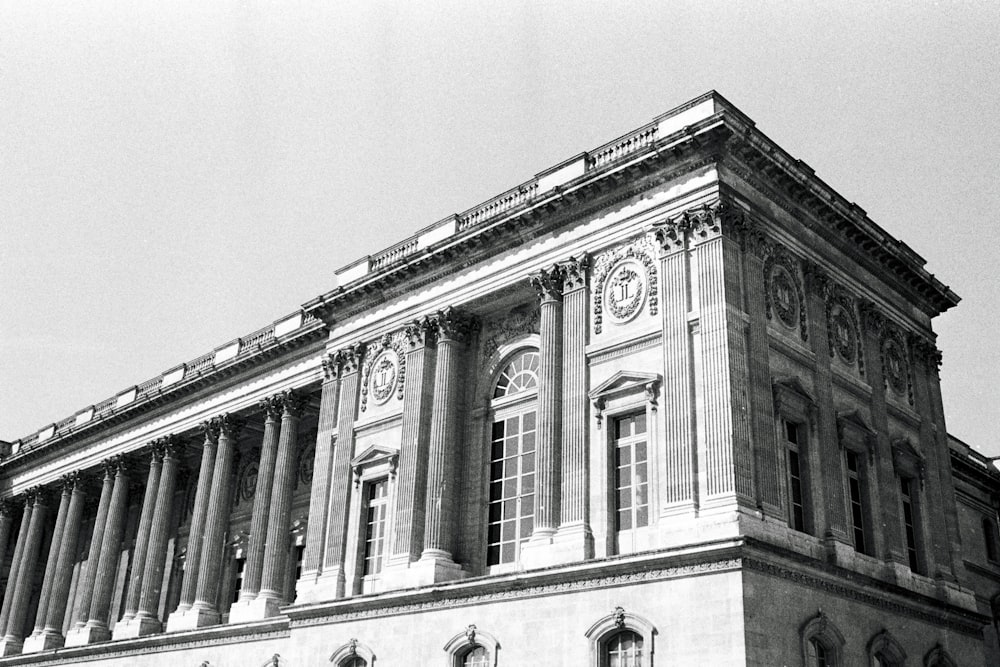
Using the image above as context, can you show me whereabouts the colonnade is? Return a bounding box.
[0,390,307,655]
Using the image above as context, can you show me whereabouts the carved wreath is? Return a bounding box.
[825,287,864,375]
[592,237,659,335]
[360,332,407,411]
[882,333,912,404]
[764,248,807,342]
[606,264,645,322]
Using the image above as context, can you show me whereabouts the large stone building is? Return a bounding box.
[0,91,998,666]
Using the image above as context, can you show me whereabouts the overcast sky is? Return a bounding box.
[2,2,998,454]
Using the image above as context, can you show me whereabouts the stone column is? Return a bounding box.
[316,344,365,600]
[27,474,86,651]
[383,319,437,588]
[415,309,474,582]
[68,462,115,634]
[0,502,15,583]
[249,391,307,618]
[67,456,130,645]
[165,421,218,631]
[554,256,593,561]
[116,446,164,631]
[22,476,74,652]
[0,498,33,639]
[229,397,283,622]
[521,266,564,568]
[652,224,698,514]
[122,437,183,637]
[184,414,243,628]
[0,490,48,655]
[296,355,340,603]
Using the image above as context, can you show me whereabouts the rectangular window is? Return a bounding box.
[984,516,1000,563]
[614,413,649,532]
[487,411,536,566]
[231,558,245,603]
[846,451,868,555]
[783,419,806,532]
[362,479,389,576]
[900,478,920,572]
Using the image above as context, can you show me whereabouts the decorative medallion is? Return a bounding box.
[884,338,908,396]
[829,304,857,364]
[592,236,658,334]
[237,449,260,505]
[359,331,407,412]
[770,265,799,329]
[604,260,646,324]
[298,441,315,487]
[369,351,398,405]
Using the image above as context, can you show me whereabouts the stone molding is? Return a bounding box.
[360,332,407,412]
[763,243,808,342]
[592,236,658,334]
[330,638,376,665]
[479,305,540,370]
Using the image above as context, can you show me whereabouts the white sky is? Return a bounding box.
[2,1,998,454]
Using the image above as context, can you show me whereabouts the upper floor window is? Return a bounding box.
[487,349,539,568]
[614,414,649,533]
[363,479,389,576]
[845,450,871,555]
[782,419,807,533]
[493,350,539,398]
[899,477,921,573]
[983,515,999,563]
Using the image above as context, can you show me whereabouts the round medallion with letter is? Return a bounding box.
[770,266,799,329]
[830,305,857,364]
[884,339,907,395]
[370,352,398,404]
[605,260,646,324]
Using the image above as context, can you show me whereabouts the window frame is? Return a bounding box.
[867,629,906,667]
[610,411,651,552]
[837,411,878,556]
[443,626,499,667]
[772,378,817,535]
[800,611,845,667]
[329,639,376,665]
[891,436,927,574]
[585,607,656,667]
[983,515,1000,563]
[347,445,399,594]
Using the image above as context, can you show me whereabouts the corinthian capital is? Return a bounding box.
[406,316,438,349]
[215,414,245,440]
[559,254,590,292]
[433,307,477,344]
[332,342,367,375]
[530,265,566,303]
[280,390,309,418]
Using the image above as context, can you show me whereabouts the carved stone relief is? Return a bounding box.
[764,246,807,341]
[360,331,407,412]
[480,305,540,369]
[592,235,658,334]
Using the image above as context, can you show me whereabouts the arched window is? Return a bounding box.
[923,643,957,667]
[444,625,499,667]
[461,646,489,666]
[329,639,376,666]
[341,659,366,667]
[487,349,539,567]
[983,515,999,562]
[585,607,656,667]
[868,629,906,667]
[800,612,845,667]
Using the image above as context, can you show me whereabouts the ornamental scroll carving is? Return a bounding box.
[763,245,808,342]
[592,235,658,334]
[480,305,540,370]
[360,331,407,412]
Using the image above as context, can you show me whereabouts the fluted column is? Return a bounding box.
[22,477,73,652]
[68,456,131,645]
[27,474,86,651]
[533,267,564,531]
[419,309,474,575]
[0,499,32,640]
[308,344,365,600]
[555,256,593,560]
[252,391,306,617]
[0,502,14,585]
[186,414,243,627]
[124,437,183,637]
[165,421,218,631]
[0,489,50,655]
[296,355,341,603]
[385,320,437,583]
[68,463,114,634]
[230,398,283,620]
[120,448,163,625]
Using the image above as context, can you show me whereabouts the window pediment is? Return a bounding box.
[773,377,817,423]
[891,436,926,484]
[351,445,399,486]
[837,410,877,461]
[589,371,661,425]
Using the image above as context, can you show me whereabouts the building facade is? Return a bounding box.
[0,92,997,666]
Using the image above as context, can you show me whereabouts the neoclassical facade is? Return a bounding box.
[1,91,998,666]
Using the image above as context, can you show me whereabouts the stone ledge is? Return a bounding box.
[0,617,288,666]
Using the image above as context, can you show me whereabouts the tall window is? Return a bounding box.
[605,630,643,667]
[846,450,869,555]
[614,414,649,532]
[487,350,539,567]
[900,477,921,572]
[362,479,389,576]
[808,638,829,667]
[983,516,999,563]
[231,557,245,603]
[783,419,806,532]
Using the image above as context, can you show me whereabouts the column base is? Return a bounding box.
[111,614,164,640]
[228,594,283,623]
[823,532,856,566]
[22,630,65,653]
[294,568,345,605]
[531,523,593,566]
[64,623,110,647]
[0,637,24,657]
[389,554,467,587]
[164,605,219,632]
[519,528,560,570]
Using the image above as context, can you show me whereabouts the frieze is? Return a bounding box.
[592,235,659,334]
[763,245,808,342]
[360,332,407,412]
[480,305,540,370]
